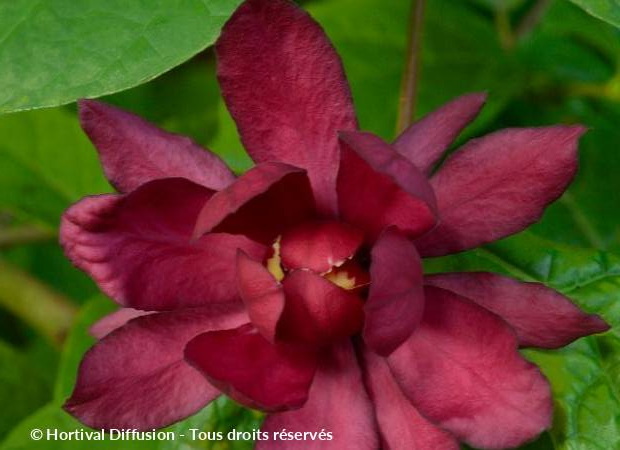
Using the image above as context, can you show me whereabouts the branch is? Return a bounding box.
[396,0,426,134]
[0,225,55,249]
[515,0,551,40]
[0,259,77,347]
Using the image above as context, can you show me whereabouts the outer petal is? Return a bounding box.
[337,131,437,242]
[79,100,235,192]
[393,93,487,174]
[280,270,364,346]
[185,324,317,412]
[193,162,315,244]
[64,306,247,430]
[425,272,609,349]
[364,228,424,356]
[258,342,379,449]
[61,178,266,310]
[388,286,552,449]
[280,221,363,273]
[364,350,459,450]
[236,251,285,343]
[415,126,585,257]
[90,308,153,339]
[216,0,357,215]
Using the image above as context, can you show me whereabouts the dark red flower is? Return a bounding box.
[60,0,609,448]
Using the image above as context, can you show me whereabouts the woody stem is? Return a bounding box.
[396,0,426,134]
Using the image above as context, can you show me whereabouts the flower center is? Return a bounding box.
[264,219,369,291]
[263,220,369,346]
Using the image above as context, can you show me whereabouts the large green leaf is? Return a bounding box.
[0,0,242,114]
[568,0,620,29]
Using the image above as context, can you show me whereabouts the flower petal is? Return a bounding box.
[388,286,552,449]
[192,162,315,244]
[364,227,424,356]
[415,126,585,257]
[337,131,437,242]
[393,93,487,174]
[258,342,379,449]
[79,100,235,192]
[280,221,363,273]
[90,308,153,339]
[425,272,609,349]
[280,270,364,345]
[216,0,357,215]
[61,178,266,310]
[236,251,285,343]
[64,306,247,430]
[184,324,317,412]
[364,350,459,450]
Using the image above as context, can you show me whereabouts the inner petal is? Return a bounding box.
[279,270,365,345]
[279,220,364,274]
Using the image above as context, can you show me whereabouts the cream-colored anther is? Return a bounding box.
[324,269,356,290]
[266,236,285,282]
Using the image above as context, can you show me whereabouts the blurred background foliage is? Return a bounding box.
[1,0,620,448]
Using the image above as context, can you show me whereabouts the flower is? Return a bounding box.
[60,0,609,448]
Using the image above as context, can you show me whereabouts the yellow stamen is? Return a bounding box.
[266,237,285,282]
[324,270,356,290]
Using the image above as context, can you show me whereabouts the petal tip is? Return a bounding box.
[588,314,611,334]
[569,123,589,138]
[465,91,488,105]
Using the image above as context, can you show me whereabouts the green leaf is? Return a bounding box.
[0,0,242,114]
[0,107,110,228]
[0,341,52,440]
[568,0,620,29]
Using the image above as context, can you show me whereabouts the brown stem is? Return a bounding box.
[396,0,426,134]
[515,0,551,40]
[495,7,515,50]
[0,225,55,249]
